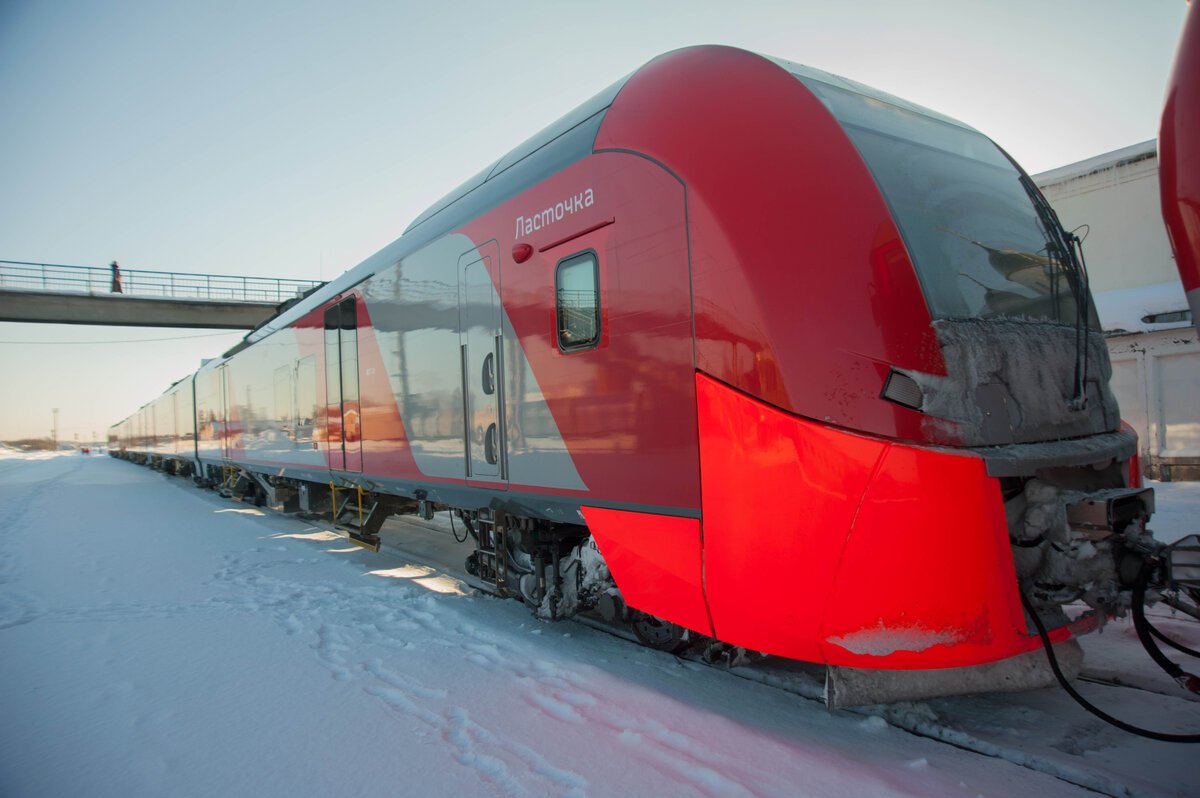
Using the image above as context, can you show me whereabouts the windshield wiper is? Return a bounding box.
[1019,174,1092,411]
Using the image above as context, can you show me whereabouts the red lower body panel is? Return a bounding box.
[696,372,1043,669]
[1121,420,1142,488]
[579,374,1059,669]
[581,506,713,636]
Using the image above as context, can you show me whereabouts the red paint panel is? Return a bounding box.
[698,372,1039,669]
[819,446,1031,669]
[1120,420,1142,489]
[581,506,713,636]
[597,47,951,445]
[697,372,886,662]
[457,152,701,511]
[1161,3,1200,297]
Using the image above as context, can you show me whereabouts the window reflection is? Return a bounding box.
[799,76,1089,324]
[556,252,600,350]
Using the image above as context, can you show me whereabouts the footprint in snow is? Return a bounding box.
[282,614,303,635]
[0,589,43,630]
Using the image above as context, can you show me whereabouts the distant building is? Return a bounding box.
[1035,141,1198,480]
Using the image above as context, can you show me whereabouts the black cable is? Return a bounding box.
[1150,621,1200,659]
[1020,590,1200,743]
[449,510,468,543]
[1131,563,1200,689]
[459,514,479,543]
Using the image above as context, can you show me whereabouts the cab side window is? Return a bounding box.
[555,252,600,351]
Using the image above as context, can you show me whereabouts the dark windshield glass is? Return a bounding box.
[797,75,1087,324]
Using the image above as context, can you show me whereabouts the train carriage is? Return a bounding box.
[111,46,1178,706]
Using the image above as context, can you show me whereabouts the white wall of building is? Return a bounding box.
[1037,142,1177,291]
[1108,330,1200,479]
[1035,142,1198,479]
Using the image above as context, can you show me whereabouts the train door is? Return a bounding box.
[219,364,231,460]
[325,296,363,472]
[459,242,506,483]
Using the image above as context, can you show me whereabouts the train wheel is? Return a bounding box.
[631,611,689,653]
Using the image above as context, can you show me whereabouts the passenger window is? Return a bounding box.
[555,252,600,351]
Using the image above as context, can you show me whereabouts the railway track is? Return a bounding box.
[720,664,1183,798]
[368,513,1199,798]
[174,475,1198,798]
[1077,673,1200,704]
[556,611,1196,798]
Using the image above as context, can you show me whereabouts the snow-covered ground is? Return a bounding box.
[0,453,1197,797]
[1146,479,1200,545]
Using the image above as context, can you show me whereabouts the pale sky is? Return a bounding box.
[0,0,1189,442]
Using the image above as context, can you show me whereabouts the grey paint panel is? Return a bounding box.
[460,251,502,479]
[402,112,607,251]
[333,473,697,525]
[361,233,586,492]
[224,328,330,470]
[363,236,466,480]
[406,75,627,235]
[499,308,587,491]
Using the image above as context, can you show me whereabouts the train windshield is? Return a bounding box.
[794,71,1089,325]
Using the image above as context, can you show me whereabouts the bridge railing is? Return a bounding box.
[0,260,322,305]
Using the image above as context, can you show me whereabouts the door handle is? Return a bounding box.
[482,352,495,395]
[484,422,498,465]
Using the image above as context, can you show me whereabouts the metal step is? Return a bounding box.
[343,530,381,552]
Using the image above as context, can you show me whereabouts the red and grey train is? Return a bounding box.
[110,46,1166,703]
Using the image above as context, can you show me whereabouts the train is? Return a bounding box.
[1161,1,1200,332]
[110,45,1168,707]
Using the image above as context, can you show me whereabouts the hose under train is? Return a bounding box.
[1131,562,1200,696]
[1150,622,1200,659]
[1021,585,1200,744]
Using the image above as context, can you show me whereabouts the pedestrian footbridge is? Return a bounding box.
[0,260,323,329]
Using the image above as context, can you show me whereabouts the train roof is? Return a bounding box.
[402,75,630,239]
[226,45,972,358]
[763,55,972,132]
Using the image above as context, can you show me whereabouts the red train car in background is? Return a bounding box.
[1161,1,1200,330]
[111,46,1173,705]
